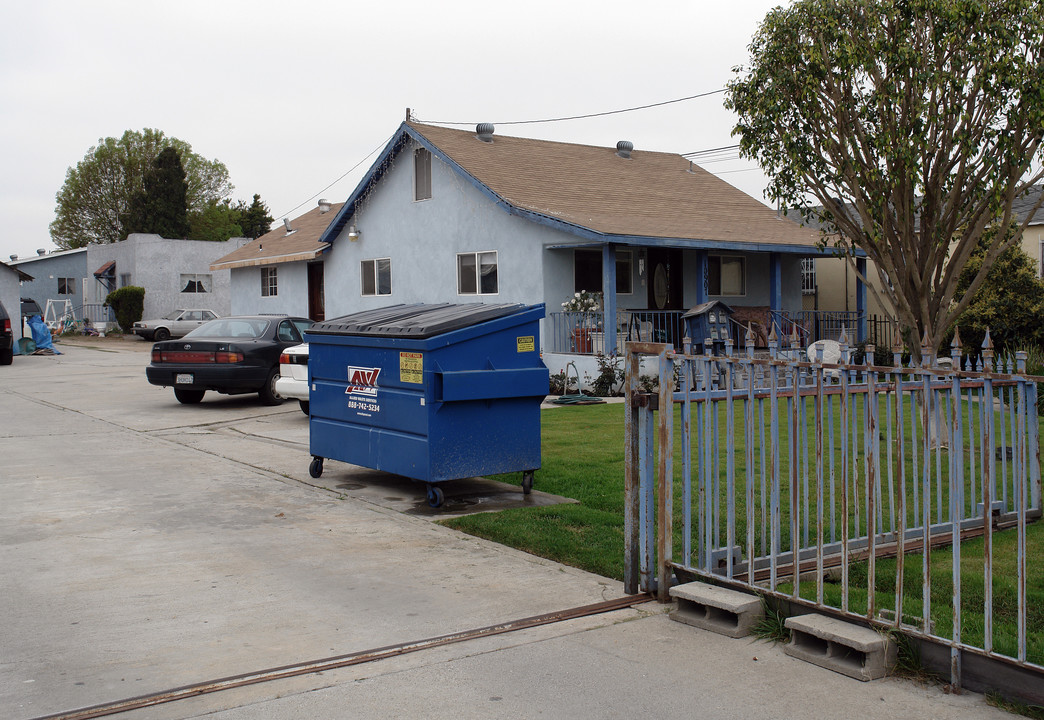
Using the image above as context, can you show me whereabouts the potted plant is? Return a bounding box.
[562,291,602,353]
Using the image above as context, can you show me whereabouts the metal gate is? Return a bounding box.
[624,328,1043,688]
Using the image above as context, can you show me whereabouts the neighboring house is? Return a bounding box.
[1,262,32,337]
[216,121,861,364]
[9,247,89,323]
[211,201,343,319]
[12,235,248,329]
[1013,186,1044,277]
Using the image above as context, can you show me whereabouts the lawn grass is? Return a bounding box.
[442,402,1044,665]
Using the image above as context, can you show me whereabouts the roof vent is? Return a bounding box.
[9,254,16,261]
[476,123,495,143]
[283,218,297,236]
[37,248,47,255]
[616,140,634,159]
[318,198,331,214]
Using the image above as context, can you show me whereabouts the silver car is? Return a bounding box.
[132,309,219,341]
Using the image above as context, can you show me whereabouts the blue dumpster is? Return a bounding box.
[304,303,549,507]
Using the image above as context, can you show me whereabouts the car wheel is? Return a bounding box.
[154,327,171,341]
[299,400,309,415]
[258,367,284,406]
[174,388,205,404]
[0,348,12,366]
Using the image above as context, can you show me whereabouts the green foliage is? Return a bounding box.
[725,0,1044,355]
[948,239,1044,354]
[50,128,233,249]
[750,598,790,644]
[190,199,244,243]
[104,286,145,332]
[123,147,191,239]
[587,353,625,397]
[235,193,273,239]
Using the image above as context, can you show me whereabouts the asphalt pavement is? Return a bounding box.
[0,336,1011,719]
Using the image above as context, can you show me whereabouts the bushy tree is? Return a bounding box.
[236,193,273,239]
[726,0,1044,356]
[123,147,191,239]
[104,286,145,332]
[949,234,1044,354]
[189,199,244,243]
[50,129,233,248]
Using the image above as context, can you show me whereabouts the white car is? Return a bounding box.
[132,309,219,341]
[276,343,309,414]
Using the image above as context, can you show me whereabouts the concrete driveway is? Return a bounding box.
[0,338,1009,719]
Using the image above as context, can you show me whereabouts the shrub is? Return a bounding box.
[104,286,145,332]
[589,353,625,397]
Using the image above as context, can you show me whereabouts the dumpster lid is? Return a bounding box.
[308,303,529,338]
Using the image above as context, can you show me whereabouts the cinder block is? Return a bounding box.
[784,614,897,681]
[668,581,763,638]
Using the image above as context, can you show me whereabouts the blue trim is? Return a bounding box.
[603,244,618,354]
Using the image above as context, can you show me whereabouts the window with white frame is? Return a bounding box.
[707,255,746,296]
[119,273,131,288]
[414,147,432,201]
[180,273,213,293]
[57,277,76,295]
[801,258,817,295]
[261,267,278,297]
[361,258,392,296]
[457,251,498,295]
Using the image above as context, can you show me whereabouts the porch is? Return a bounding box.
[548,309,869,355]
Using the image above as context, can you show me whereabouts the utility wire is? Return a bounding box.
[274,133,394,220]
[414,89,726,127]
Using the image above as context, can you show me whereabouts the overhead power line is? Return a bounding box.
[414,89,726,127]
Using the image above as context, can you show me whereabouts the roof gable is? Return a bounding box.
[321,122,824,251]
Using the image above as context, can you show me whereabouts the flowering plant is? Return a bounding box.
[562,290,602,312]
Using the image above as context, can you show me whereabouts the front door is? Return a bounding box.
[307,262,325,322]
[647,248,683,310]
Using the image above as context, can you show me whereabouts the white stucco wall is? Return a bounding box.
[0,264,20,337]
[88,234,248,321]
[228,261,312,317]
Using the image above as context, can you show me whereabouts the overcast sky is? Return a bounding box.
[0,0,784,261]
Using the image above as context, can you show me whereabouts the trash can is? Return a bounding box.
[304,303,549,507]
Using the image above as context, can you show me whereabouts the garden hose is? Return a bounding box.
[550,361,605,405]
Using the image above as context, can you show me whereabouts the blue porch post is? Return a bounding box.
[694,250,708,306]
[856,257,867,343]
[603,244,618,354]
[769,252,782,336]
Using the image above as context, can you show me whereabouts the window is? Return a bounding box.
[119,273,131,288]
[180,273,213,293]
[707,256,746,296]
[261,267,278,297]
[801,258,817,295]
[361,258,392,296]
[57,278,75,295]
[457,251,498,295]
[573,249,633,294]
[414,147,432,201]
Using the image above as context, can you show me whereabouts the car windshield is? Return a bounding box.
[163,310,183,320]
[185,318,269,339]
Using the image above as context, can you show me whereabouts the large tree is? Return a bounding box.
[50,129,233,249]
[726,0,1044,355]
[123,147,192,239]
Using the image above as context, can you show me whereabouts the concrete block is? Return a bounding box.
[784,614,896,681]
[668,582,763,638]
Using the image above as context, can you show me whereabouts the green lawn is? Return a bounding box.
[443,402,1044,664]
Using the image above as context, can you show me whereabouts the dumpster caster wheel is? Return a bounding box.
[426,485,444,508]
[309,457,324,479]
[522,471,534,495]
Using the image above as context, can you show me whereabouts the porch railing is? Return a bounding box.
[624,332,1043,691]
[547,311,685,354]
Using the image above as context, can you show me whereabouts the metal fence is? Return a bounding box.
[624,331,1043,689]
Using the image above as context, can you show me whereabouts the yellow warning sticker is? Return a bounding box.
[516,335,535,353]
[400,352,423,384]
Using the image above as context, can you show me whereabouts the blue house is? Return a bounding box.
[216,120,863,372]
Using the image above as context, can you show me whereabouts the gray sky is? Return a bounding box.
[0,0,783,261]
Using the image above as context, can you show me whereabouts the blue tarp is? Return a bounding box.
[27,315,60,354]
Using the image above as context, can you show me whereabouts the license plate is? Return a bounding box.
[175,373,194,384]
